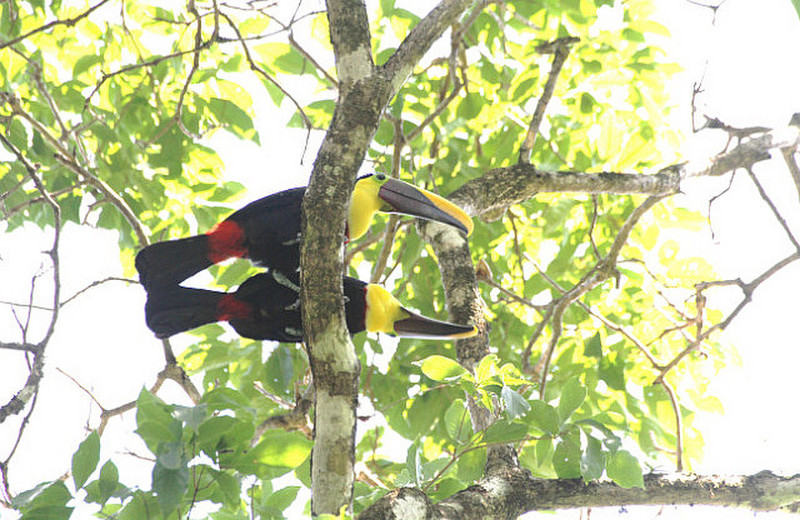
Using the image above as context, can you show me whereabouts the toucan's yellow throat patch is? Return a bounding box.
[364,284,409,334]
[348,176,385,240]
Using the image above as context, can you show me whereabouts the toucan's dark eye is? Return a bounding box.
[375,173,386,182]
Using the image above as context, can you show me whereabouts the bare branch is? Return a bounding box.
[745,166,800,252]
[82,45,212,113]
[0,342,38,353]
[56,368,105,410]
[781,148,800,202]
[405,80,464,143]
[361,469,800,519]
[449,121,800,220]
[518,37,580,164]
[660,379,684,471]
[0,0,114,51]
[531,196,664,398]
[0,134,61,426]
[382,0,474,92]
[450,165,680,220]
[60,277,138,306]
[219,11,313,147]
[289,32,339,88]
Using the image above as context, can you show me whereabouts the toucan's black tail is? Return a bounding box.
[144,286,224,338]
[136,235,212,291]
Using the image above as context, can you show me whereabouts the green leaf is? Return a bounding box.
[263,343,296,394]
[419,355,469,382]
[152,458,190,515]
[406,443,423,488]
[136,389,180,451]
[622,28,645,43]
[444,399,473,444]
[156,441,184,470]
[19,506,73,520]
[456,447,487,483]
[208,97,256,140]
[173,404,207,433]
[73,54,102,77]
[558,377,587,423]
[581,436,605,481]
[475,354,499,383]
[258,485,300,517]
[526,400,560,435]
[274,47,307,75]
[553,439,581,479]
[501,385,531,419]
[251,430,313,468]
[482,420,529,444]
[792,0,800,21]
[607,450,644,488]
[584,332,602,358]
[579,92,596,114]
[13,481,70,510]
[98,461,119,504]
[294,452,312,488]
[200,387,254,414]
[456,92,484,120]
[72,431,100,489]
[118,490,160,520]
[598,355,625,391]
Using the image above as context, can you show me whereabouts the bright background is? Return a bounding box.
[1,0,800,518]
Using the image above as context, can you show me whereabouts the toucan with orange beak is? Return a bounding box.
[145,271,477,342]
[136,174,473,291]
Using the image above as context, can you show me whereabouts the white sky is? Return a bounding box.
[2,1,800,519]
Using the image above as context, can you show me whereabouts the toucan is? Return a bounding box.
[144,271,477,342]
[136,174,473,291]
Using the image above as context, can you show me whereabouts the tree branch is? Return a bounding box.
[518,37,580,164]
[382,0,474,93]
[0,134,61,424]
[0,0,113,50]
[449,121,800,220]
[449,165,680,219]
[360,470,800,519]
[325,0,373,84]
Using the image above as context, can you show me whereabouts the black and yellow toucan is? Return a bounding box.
[145,271,477,342]
[136,174,473,291]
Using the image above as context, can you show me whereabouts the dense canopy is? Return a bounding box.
[2,0,800,518]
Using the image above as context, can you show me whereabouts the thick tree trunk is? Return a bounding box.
[301,0,475,514]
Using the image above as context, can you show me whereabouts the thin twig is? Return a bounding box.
[405,81,464,144]
[82,45,212,113]
[745,166,800,253]
[60,277,138,306]
[0,134,61,429]
[370,216,400,283]
[289,32,338,87]
[0,0,114,51]
[531,196,663,398]
[56,368,105,410]
[518,37,580,164]
[587,196,601,260]
[507,210,525,280]
[219,11,312,136]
